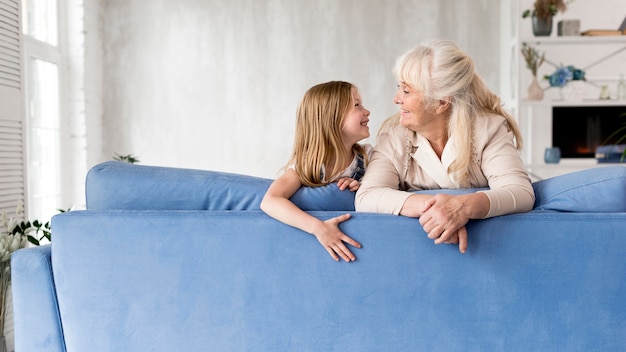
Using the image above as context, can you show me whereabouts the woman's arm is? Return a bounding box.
[355,150,419,214]
[260,168,362,262]
[479,119,535,217]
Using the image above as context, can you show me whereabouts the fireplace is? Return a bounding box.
[552,106,626,158]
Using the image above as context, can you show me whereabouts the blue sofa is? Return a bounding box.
[11,161,626,351]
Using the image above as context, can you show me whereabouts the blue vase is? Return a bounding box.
[544,147,561,164]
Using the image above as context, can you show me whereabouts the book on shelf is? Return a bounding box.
[581,29,625,36]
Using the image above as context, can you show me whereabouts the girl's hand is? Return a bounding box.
[336,177,360,192]
[313,213,362,262]
[261,169,362,261]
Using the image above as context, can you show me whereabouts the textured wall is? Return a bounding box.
[99,0,500,178]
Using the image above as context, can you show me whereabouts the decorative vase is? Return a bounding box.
[560,80,587,101]
[527,76,544,101]
[532,16,553,36]
[544,147,561,164]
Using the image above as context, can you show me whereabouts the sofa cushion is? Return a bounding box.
[532,165,626,212]
[412,166,626,213]
[86,161,272,210]
[86,161,356,211]
[87,162,626,213]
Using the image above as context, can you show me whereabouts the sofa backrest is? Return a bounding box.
[86,161,626,213]
[85,161,356,211]
[49,209,626,351]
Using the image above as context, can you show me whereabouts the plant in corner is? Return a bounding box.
[113,153,140,164]
[0,202,41,347]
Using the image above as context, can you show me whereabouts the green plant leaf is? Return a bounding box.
[27,235,40,246]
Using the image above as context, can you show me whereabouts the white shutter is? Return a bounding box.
[0,0,24,217]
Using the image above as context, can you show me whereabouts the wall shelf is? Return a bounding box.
[501,0,626,178]
[521,35,626,45]
[521,99,626,107]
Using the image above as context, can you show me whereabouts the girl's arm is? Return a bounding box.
[260,168,362,262]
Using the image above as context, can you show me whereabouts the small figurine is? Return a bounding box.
[599,85,611,100]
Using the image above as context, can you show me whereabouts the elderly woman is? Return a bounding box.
[355,39,535,253]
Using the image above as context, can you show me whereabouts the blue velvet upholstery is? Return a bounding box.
[11,245,65,352]
[532,165,626,212]
[11,162,626,351]
[12,210,626,351]
[86,161,356,211]
[87,161,626,213]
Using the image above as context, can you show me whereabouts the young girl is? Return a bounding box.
[261,81,373,262]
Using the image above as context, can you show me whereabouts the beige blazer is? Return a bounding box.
[355,113,535,218]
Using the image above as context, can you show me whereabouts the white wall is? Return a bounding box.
[94,0,501,179]
[94,0,499,178]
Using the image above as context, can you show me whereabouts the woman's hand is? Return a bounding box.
[336,177,360,192]
[418,194,471,253]
[312,213,362,262]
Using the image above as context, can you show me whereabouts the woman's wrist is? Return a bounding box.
[399,193,431,218]
[460,192,490,219]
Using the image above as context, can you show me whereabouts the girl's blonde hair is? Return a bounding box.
[288,81,367,187]
[392,39,523,187]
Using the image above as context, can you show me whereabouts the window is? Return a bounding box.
[25,58,61,218]
[21,0,63,220]
[21,0,57,46]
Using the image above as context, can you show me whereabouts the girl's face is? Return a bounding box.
[341,88,370,144]
[393,82,437,131]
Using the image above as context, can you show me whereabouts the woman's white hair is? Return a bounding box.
[393,39,522,187]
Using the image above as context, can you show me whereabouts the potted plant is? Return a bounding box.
[522,0,571,36]
[113,153,140,164]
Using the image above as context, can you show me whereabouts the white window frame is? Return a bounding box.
[21,0,68,221]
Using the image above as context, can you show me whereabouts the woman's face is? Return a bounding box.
[393,82,437,131]
[341,88,370,145]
